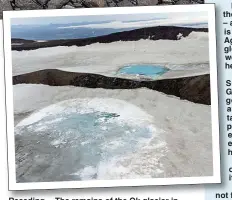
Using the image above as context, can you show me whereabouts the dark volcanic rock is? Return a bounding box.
[13,69,211,105]
[12,26,208,51]
[12,38,36,44]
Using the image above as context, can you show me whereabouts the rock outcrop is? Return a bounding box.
[13,69,211,105]
[12,38,36,44]
[12,26,208,51]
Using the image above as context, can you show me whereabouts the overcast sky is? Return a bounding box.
[11,12,208,28]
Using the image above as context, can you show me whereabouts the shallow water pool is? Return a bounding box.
[118,64,169,79]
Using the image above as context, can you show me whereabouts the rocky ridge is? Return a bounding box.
[13,69,211,105]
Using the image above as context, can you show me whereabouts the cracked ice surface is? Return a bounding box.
[14,84,212,182]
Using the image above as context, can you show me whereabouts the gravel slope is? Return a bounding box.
[0,0,204,19]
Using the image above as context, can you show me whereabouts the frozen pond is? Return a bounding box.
[15,98,168,182]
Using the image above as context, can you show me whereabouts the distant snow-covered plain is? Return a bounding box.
[12,31,212,182]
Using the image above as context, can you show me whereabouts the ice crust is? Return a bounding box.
[12,32,209,79]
